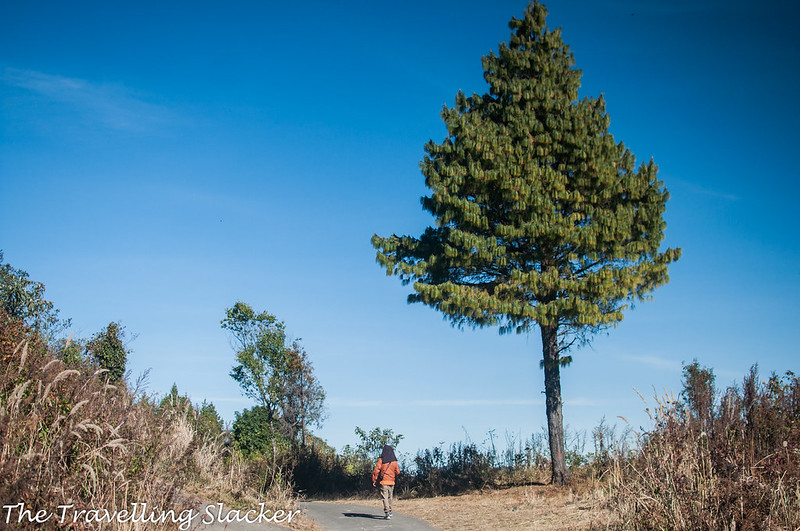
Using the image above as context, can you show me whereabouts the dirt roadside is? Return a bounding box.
[391,485,617,531]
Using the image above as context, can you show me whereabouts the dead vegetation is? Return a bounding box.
[608,365,800,530]
[307,362,799,531]
[0,310,303,530]
[393,484,615,531]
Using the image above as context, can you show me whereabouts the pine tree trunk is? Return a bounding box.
[541,324,569,485]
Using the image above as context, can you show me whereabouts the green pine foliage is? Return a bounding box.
[373,2,678,335]
[196,400,224,440]
[372,1,679,485]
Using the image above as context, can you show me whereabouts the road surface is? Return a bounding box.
[300,501,439,531]
[191,502,295,530]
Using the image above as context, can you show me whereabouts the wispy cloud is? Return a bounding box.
[618,353,682,372]
[565,397,606,407]
[667,175,740,202]
[2,67,176,133]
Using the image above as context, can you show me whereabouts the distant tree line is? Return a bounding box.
[1,251,330,497]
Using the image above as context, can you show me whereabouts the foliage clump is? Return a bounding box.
[85,321,129,382]
[0,251,70,343]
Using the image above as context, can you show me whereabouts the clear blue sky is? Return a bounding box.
[2,0,798,456]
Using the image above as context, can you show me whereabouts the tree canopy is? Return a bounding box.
[222,302,326,446]
[371,1,680,485]
[222,302,288,421]
[0,250,70,343]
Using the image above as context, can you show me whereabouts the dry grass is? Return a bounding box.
[0,311,305,530]
[319,484,616,530]
[398,485,617,530]
[608,371,800,530]
[0,336,190,529]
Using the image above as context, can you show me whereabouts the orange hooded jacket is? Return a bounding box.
[372,458,400,486]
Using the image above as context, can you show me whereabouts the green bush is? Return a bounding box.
[232,405,289,458]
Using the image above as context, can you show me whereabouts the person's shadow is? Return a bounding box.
[343,512,386,520]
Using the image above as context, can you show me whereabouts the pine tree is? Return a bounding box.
[371,1,680,485]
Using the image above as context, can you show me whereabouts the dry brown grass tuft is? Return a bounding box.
[0,320,194,529]
[0,311,305,530]
[608,370,800,531]
[390,484,617,530]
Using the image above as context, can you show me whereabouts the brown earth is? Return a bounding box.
[394,485,617,531]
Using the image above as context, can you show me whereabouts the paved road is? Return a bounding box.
[191,502,296,530]
[300,502,439,531]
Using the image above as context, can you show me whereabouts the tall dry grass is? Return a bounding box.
[0,311,297,529]
[609,367,800,530]
[1,346,188,526]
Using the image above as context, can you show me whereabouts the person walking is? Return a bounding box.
[372,444,400,520]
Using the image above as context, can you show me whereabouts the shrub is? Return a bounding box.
[609,364,800,530]
[408,442,497,496]
[232,405,290,458]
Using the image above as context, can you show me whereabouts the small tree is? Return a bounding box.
[222,302,288,422]
[222,302,326,446]
[0,251,70,342]
[371,2,680,485]
[342,426,404,475]
[278,341,327,446]
[158,385,223,440]
[196,400,224,440]
[681,360,716,428]
[232,406,287,457]
[158,383,193,414]
[86,322,128,382]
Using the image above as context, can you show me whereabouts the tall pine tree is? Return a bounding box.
[371,2,680,485]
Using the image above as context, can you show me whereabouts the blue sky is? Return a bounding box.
[2,0,798,456]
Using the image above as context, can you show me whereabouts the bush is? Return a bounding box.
[408,442,497,496]
[231,405,290,458]
[290,443,362,495]
[609,364,800,530]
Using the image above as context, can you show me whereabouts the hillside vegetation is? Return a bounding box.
[2,253,797,530]
[0,309,299,530]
